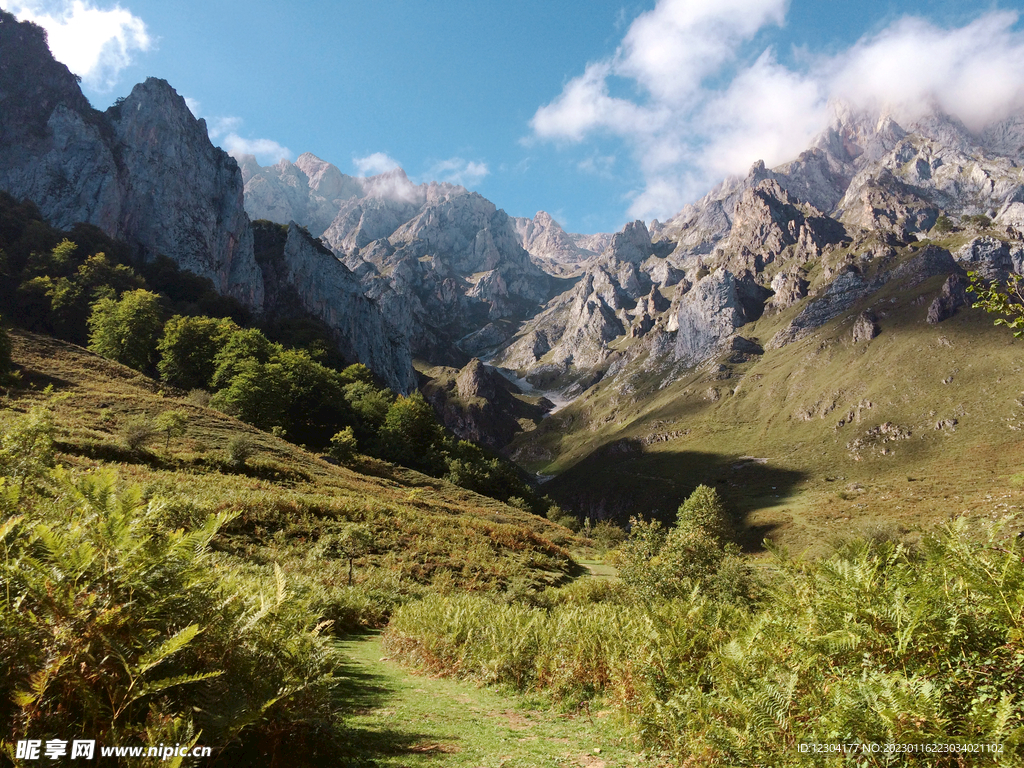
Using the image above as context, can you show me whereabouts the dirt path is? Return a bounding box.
[578,560,619,580]
[333,633,652,768]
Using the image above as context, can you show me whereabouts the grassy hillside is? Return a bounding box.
[513,250,1024,555]
[5,328,580,594]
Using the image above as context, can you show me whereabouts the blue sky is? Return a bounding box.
[4,1,1024,234]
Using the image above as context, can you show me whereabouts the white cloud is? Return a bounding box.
[220,135,292,164]
[198,108,291,165]
[426,157,489,188]
[577,153,617,178]
[828,12,1024,132]
[531,2,1024,221]
[2,0,151,90]
[353,152,402,176]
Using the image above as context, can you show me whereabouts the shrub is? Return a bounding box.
[226,434,255,466]
[0,470,345,763]
[119,415,155,452]
[154,409,188,451]
[933,213,955,233]
[327,426,358,463]
[186,388,211,407]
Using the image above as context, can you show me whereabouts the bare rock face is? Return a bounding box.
[927,273,969,324]
[512,211,605,275]
[259,223,415,392]
[672,269,752,366]
[768,268,873,349]
[767,271,809,312]
[246,156,557,361]
[953,237,1021,283]
[0,11,263,309]
[421,358,548,450]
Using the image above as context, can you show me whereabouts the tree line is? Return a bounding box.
[0,193,558,517]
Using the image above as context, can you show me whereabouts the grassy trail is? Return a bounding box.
[334,633,652,768]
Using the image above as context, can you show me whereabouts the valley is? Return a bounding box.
[3,5,1024,765]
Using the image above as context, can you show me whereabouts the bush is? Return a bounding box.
[154,409,188,451]
[615,484,740,599]
[327,426,358,463]
[226,434,255,466]
[119,415,155,452]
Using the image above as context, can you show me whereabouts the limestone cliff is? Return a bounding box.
[0,10,263,309]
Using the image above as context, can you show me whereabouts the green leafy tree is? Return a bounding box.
[87,288,163,371]
[344,381,393,439]
[211,358,290,431]
[378,392,445,473]
[154,409,188,451]
[616,484,735,599]
[968,271,1024,337]
[157,315,238,390]
[275,347,350,447]
[336,524,374,585]
[0,403,55,491]
[327,426,358,463]
[209,328,277,390]
[932,214,954,233]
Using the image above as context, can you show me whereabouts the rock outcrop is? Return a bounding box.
[244,156,558,362]
[421,358,550,450]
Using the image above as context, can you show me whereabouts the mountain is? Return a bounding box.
[496,103,1024,549]
[0,11,415,392]
[511,211,611,277]
[0,11,261,309]
[241,155,566,363]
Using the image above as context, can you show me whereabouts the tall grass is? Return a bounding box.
[385,521,1024,765]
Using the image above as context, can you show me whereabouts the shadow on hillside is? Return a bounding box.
[330,633,459,767]
[547,447,807,553]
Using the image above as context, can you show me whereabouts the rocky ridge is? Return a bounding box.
[242,156,562,363]
[485,103,1024,401]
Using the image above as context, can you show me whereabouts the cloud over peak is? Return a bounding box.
[531,2,1024,221]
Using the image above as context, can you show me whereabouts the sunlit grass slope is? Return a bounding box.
[5,329,579,597]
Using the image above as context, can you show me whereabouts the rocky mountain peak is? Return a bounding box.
[0,14,263,309]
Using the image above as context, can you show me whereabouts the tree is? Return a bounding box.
[334,525,374,585]
[0,403,55,491]
[154,409,188,451]
[327,427,358,463]
[157,315,237,390]
[87,289,163,371]
[344,381,393,439]
[968,271,1024,337]
[615,484,734,599]
[210,359,289,430]
[209,328,277,390]
[378,392,444,473]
